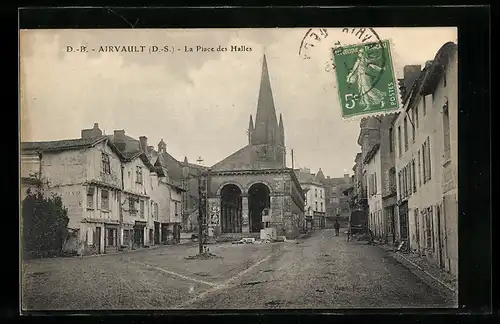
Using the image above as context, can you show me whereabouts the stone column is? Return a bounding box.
[242,195,249,233]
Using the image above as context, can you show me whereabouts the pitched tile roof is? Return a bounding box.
[294,169,318,185]
[21,136,107,152]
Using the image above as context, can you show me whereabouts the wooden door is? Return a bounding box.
[95,227,101,254]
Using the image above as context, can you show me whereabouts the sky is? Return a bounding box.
[20,27,457,178]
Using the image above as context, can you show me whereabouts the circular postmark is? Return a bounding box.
[299,28,399,117]
[299,28,386,94]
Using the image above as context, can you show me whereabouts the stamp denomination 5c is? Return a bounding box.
[333,40,400,118]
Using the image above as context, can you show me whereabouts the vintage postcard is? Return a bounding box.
[20,27,458,311]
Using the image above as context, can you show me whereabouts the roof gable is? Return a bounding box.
[211,144,285,172]
[122,150,155,171]
[21,136,108,152]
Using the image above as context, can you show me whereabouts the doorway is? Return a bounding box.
[154,222,160,245]
[248,183,271,233]
[134,226,144,247]
[220,184,243,233]
[399,202,409,250]
[95,227,101,254]
[436,205,445,269]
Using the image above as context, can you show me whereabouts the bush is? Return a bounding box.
[22,189,70,258]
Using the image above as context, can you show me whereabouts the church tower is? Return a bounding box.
[211,54,287,171]
[247,54,286,166]
[250,54,282,146]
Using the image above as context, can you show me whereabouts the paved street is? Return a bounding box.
[22,229,456,310]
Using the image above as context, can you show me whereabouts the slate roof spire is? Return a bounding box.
[251,54,281,146]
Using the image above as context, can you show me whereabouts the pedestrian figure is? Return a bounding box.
[334,218,340,236]
[347,223,352,242]
[77,241,85,258]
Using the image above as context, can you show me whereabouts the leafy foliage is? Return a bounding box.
[22,189,70,257]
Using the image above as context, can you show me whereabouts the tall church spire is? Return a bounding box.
[251,54,280,145]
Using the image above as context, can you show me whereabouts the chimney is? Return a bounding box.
[114,130,125,143]
[81,122,103,138]
[344,173,350,183]
[403,65,422,93]
[139,136,148,152]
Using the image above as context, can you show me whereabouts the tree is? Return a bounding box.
[22,189,69,257]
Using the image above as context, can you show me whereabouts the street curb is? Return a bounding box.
[382,248,458,299]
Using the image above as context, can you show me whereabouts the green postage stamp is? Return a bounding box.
[333,40,400,118]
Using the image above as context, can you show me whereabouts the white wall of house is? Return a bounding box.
[121,156,153,245]
[305,184,325,214]
[301,183,325,218]
[20,141,124,253]
[394,48,457,275]
[150,174,172,225]
[435,49,458,276]
[365,148,384,238]
[170,187,182,224]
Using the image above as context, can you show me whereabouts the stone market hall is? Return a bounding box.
[205,55,305,239]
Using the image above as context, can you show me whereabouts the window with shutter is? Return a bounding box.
[443,100,451,160]
[398,126,402,158]
[408,165,412,196]
[101,190,109,210]
[418,150,422,187]
[412,160,417,193]
[140,200,145,218]
[87,187,95,209]
[422,143,427,183]
[411,108,416,142]
[404,117,409,151]
[102,153,111,174]
[136,166,143,184]
[129,198,137,214]
[427,137,432,180]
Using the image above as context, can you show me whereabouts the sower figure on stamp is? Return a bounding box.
[334,218,340,236]
[346,48,386,111]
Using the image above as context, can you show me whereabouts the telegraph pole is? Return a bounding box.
[198,170,209,255]
[118,165,124,249]
[197,175,204,254]
[291,149,294,170]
